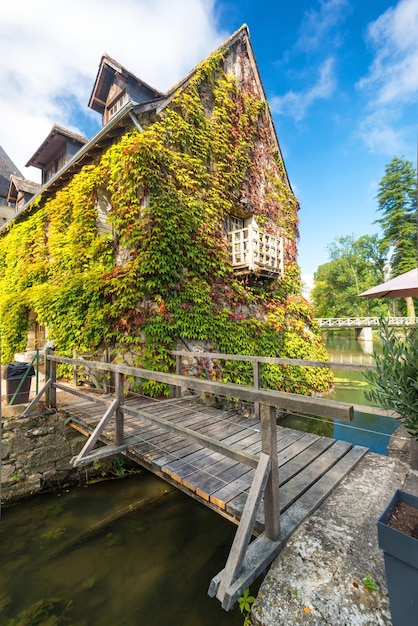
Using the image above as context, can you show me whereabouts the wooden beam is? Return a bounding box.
[115,372,124,446]
[214,452,271,608]
[54,382,113,404]
[172,350,376,372]
[71,398,119,466]
[48,355,355,422]
[21,378,52,417]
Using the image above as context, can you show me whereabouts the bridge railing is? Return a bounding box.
[315,316,418,328]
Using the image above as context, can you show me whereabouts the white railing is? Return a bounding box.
[228,225,283,276]
[315,317,418,328]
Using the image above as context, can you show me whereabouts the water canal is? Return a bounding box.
[0,471,243,625]
[0,333,398,624]
[280,333,399,454]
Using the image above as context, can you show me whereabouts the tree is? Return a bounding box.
[376,156,417,275]
[376,156,417,315]
[311,234,389,317]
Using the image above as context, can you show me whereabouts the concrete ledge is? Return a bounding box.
[251,453,417,625]
[1,401,46,418]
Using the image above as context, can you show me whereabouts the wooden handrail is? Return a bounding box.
[46,353,355,422]
[172,349,376,372]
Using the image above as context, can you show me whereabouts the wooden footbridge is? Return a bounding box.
[22,351,370,610]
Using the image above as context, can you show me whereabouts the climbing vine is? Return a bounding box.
[0,41,332,395]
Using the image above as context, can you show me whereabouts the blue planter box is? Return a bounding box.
[377,489,418,626]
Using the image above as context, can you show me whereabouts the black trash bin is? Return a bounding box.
[3,362,35,405]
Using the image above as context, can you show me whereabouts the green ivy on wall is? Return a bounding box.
[0,44,332,396]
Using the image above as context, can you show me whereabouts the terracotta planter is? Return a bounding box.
[377,489,418,626]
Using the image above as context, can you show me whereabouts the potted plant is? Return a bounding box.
[364,320,418,469]
[377,489,418,626]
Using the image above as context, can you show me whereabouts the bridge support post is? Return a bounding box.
[253,360,260,420]
[115,372,124,446]
[355,327,373,341]
[260,403,280,540]
[45,350,56,409]
[175,354,182,398]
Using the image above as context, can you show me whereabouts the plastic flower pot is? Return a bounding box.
[377,489,418,626]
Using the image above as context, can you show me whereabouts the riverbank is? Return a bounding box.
[251,450,417,625]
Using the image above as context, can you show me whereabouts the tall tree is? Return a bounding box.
[376,156,417,315]
[311,234,389,317]
[376,156,417,274]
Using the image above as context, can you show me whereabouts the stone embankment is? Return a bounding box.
[1,402,86,503]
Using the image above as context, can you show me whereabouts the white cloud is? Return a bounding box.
[356,0,418,153]
[295,0,350,52]
[0,0,225,180]
[358,0,418,104]
[270,58,336,121]
[357,110,410,155]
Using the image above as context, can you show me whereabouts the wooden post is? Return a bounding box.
[260,403,280,539]
[115,372,124,446]
[253,359,260,420]
[175,354,182,399]
[45,350,57,409]
[73,349,77,388]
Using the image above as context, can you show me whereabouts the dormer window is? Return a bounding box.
[89,54,163,128]
[26,125,88,185]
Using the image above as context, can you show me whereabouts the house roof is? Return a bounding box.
[0,146,22,201]
[88,54,163,114]
[7,175,41,203]
[25,124,88,169]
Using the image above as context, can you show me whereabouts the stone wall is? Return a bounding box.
[1,411,86,503]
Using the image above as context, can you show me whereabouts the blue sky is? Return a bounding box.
[1,0,417,290]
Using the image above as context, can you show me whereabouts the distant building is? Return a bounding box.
[0,146,21,223]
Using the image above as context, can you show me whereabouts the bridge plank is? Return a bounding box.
[225,438,343,524]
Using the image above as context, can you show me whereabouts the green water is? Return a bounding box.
[0,472,244,625]
[280,333,399,454]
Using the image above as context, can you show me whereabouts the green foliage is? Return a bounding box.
[238,588,255,620]
[363,573,378,591]
[364,321,418,439]
[0,46,330,396]
[312,234,390,318]
[376,156,417,276]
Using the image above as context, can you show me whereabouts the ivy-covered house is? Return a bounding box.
[0,25,332,395]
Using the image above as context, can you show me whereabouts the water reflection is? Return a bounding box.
[280,333,398,455]
[0,473,243,626]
